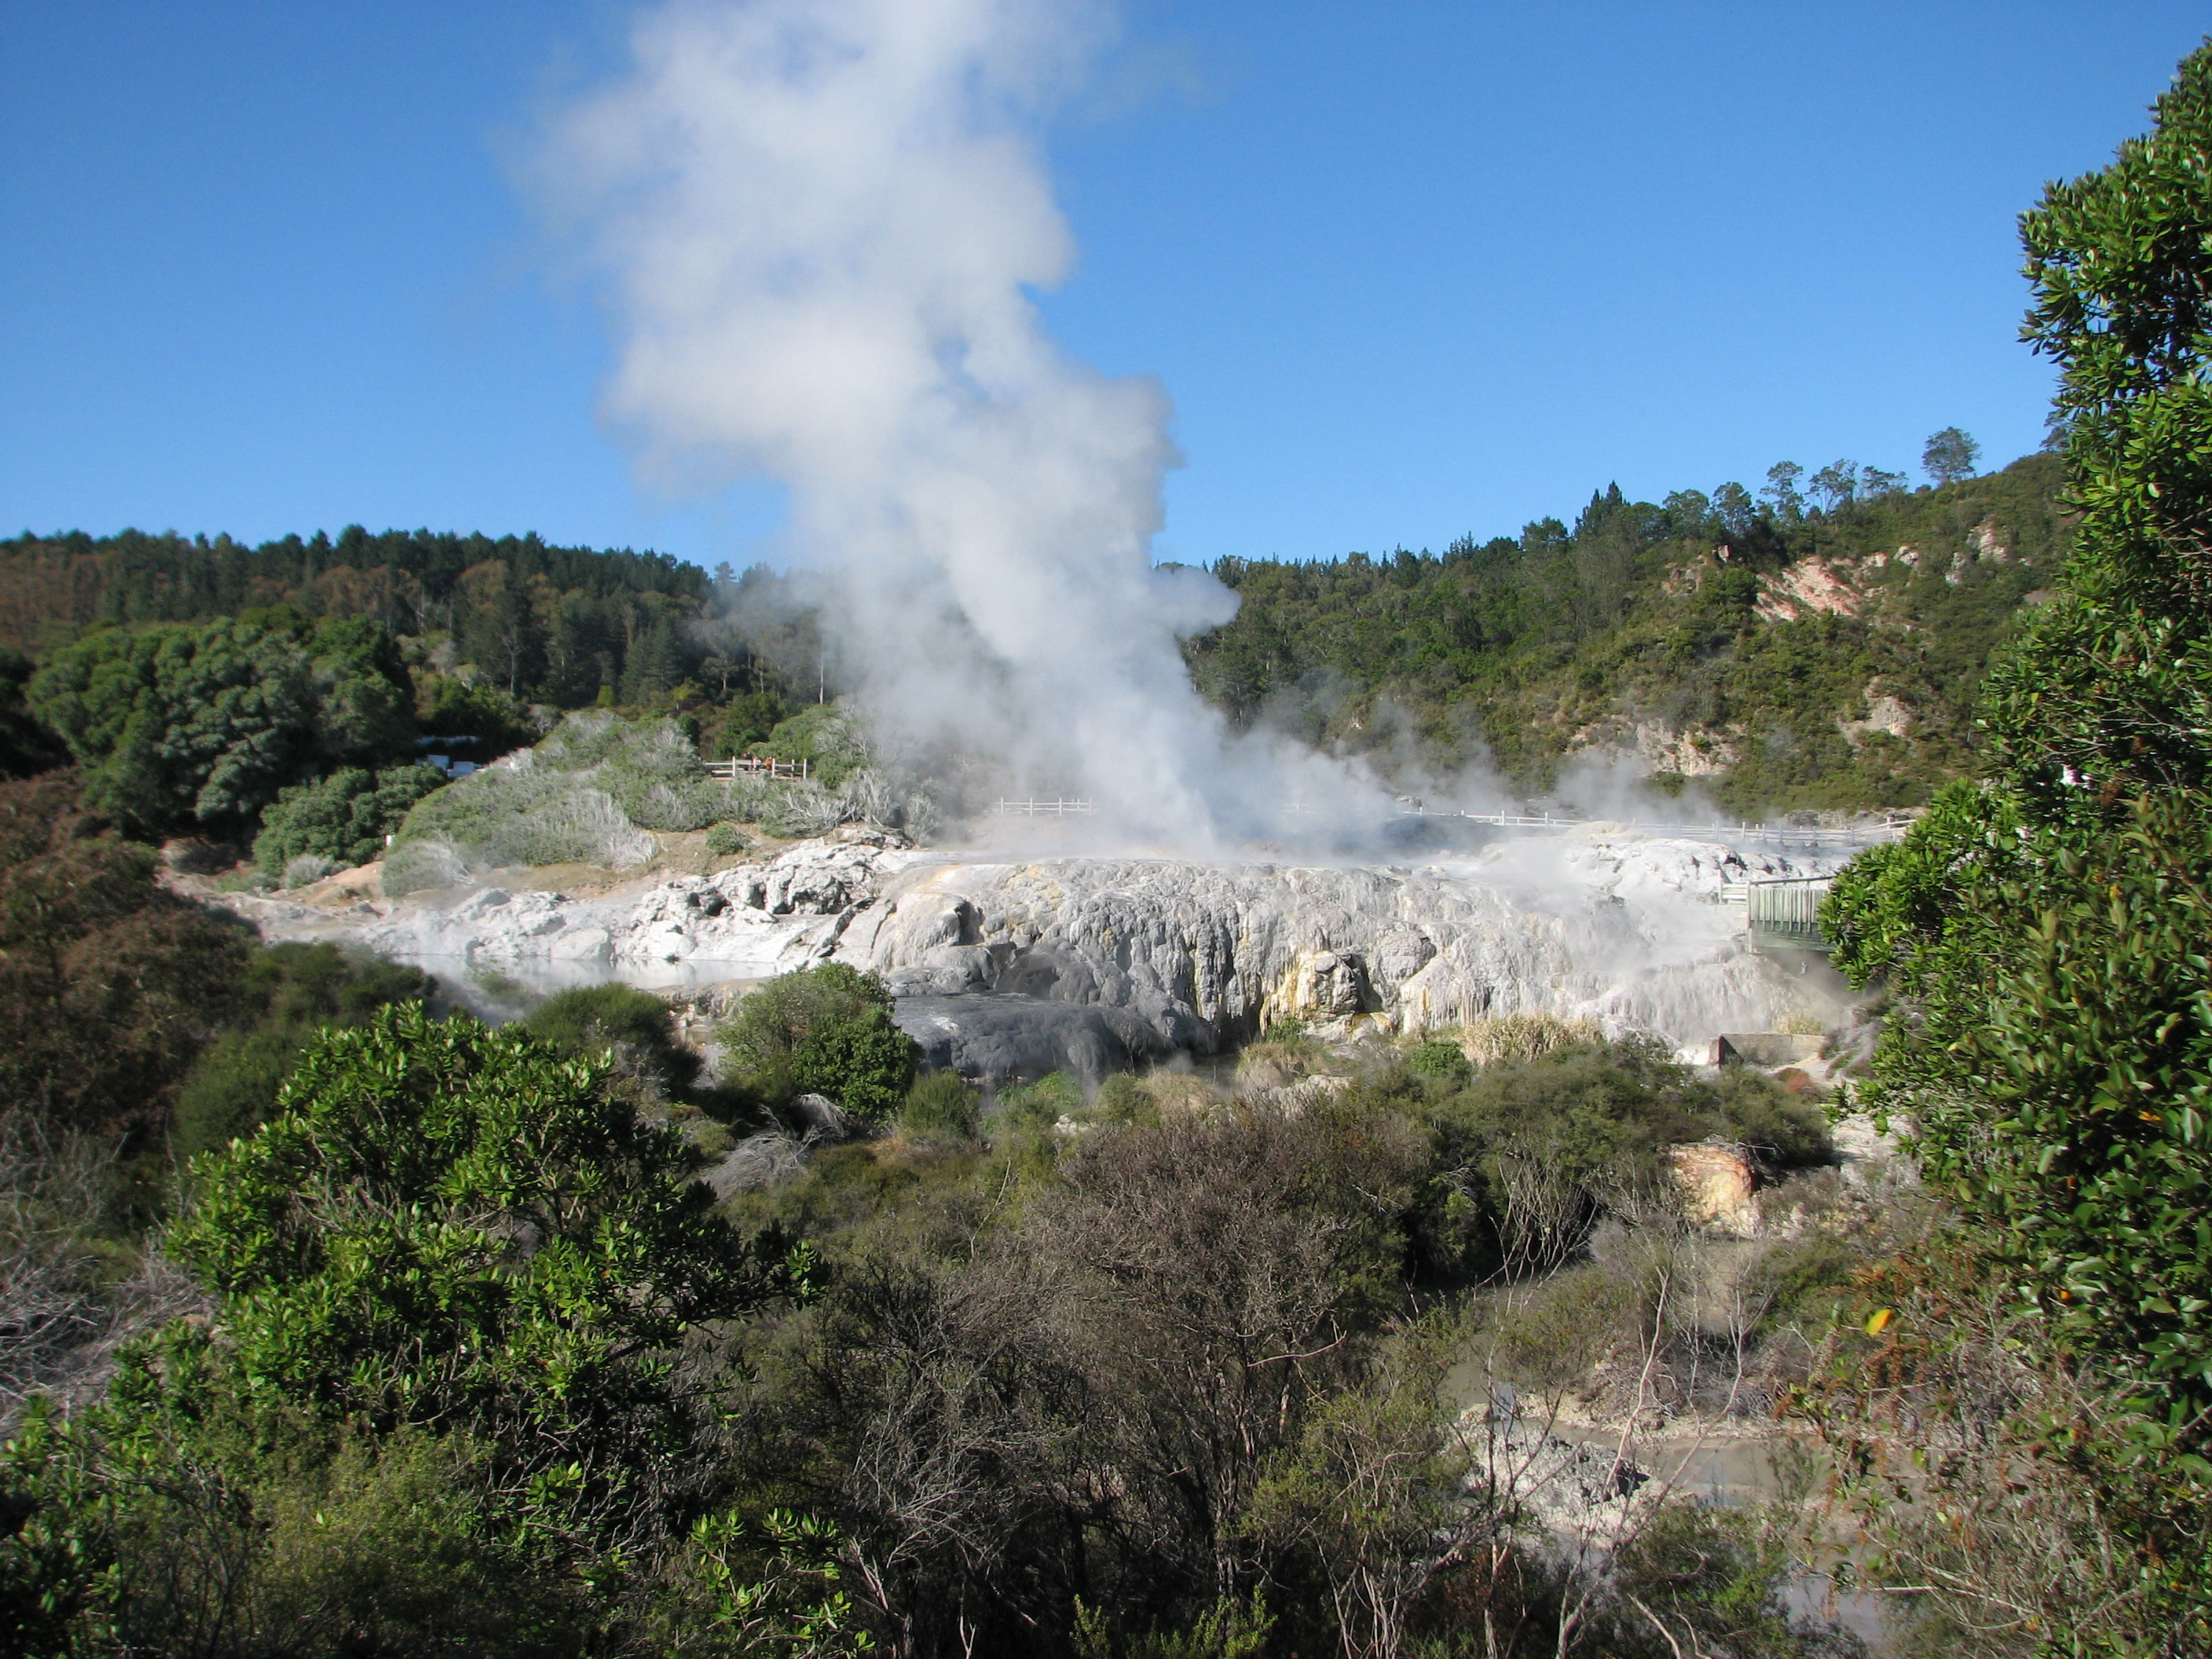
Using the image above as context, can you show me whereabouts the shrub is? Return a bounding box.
[704,822,749,857]
[518,983,699,1101]
[254,764,445,873]
[720,963,917,1122]
[0,771,255,1138]
[758,780,847,839]
[1404,1040,1473,1089]
[386,712,790,892]
[1459,1012,1600,1067]
[997,1071,1085,1129]
[170,1005,800,1454]
[1408,1035,1830,1282]
[898,1070,982,1144]
[280,854,338,888]
[170,943,433,1162]
[762,704,870,789]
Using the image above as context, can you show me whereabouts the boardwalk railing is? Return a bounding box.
[993,797,1097,816]
[1397,804,1910,853]
[704,756,810,782]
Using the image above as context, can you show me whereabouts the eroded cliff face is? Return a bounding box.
[236,826,1843,1076]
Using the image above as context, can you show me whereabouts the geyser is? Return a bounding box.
[538,0,1433,851]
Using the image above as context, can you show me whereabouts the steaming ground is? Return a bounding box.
[222,822,1853,1080]
[538,0,1476,852]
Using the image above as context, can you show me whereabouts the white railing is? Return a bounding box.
[993,797,1097,816]
[1400,804,1910,851]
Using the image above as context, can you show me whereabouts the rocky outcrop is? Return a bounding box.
[1668,1142,1761,1236]
[239,824,1847,1080]
[315,832,927,981]
[841,831,1844,1064]
[1755,555,1867,622]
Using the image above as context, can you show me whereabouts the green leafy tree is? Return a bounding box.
[1808,459,1859,513]
[1820,43,2212,1650]
[1921,426,1980,485]
[252,763,446,873]
[25,613,415,837]
[1827,45,2212,1400]
[720,963,917,1122]
[1760,461,1806,522]
[171,1007,799,1441]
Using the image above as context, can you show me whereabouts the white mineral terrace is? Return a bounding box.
[218,822,1851,1075]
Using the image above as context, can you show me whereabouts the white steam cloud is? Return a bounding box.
[540,0,1412,848]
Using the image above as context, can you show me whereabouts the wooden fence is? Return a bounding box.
[703,756,809,781]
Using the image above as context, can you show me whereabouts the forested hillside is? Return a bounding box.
[5,443,2064,822]
[1186,449,2067,813]
[0,526,805,711]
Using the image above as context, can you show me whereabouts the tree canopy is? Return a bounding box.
[26,613,416,838]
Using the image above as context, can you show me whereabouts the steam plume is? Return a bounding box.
[542,0,1401,848]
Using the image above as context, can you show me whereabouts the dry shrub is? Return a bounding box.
[1232,1037,1339,1091]
[1457,1013,1600,1068]
[1132,1071,1221,1116]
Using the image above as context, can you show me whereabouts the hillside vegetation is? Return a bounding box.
[5,455,2063,833]
[1187,451,2066,814]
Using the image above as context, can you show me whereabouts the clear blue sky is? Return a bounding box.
[3,2,2205,572]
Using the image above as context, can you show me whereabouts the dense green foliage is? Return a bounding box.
[0,526,701,699]
[4,1006,816,1656]
[1818,42,2212,1654]
[720,963,919,1122]
[25,613,418,838]
[251,763,446,875]
[1409,1036,1829,1281]
[0,528,844,729]
[896,1070,983,1144]
[170,943,432,1163]
[1827,41,2212,1415]
[519,982,701,1102]
[170,1006,795,1452]
[1187,454,2064,812]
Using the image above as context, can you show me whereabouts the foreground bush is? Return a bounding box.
[720,962,917,1122]
[2,1005,818,1655]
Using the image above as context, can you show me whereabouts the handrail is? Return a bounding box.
[703,756,810,781]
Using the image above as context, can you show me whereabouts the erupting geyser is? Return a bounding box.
[537,0,1439,851]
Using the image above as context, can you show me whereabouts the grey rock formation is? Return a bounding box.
[299,832,930,983]
[893,993,1174,1084]
[840,831,1843,1063]
[237,825,1847,1076]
